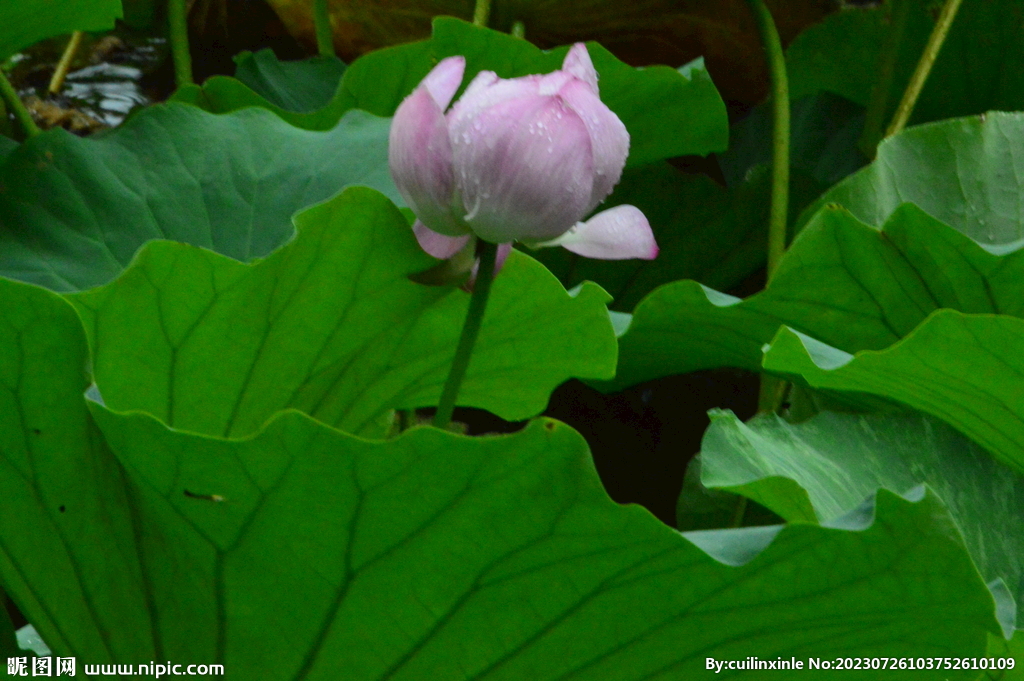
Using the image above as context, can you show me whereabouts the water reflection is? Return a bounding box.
[9,34,168,133]
[63,63,149,126]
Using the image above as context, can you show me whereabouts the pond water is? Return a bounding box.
[7,30,170,134]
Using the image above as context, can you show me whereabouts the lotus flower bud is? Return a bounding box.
[389,44,658,262]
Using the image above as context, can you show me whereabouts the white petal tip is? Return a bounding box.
[549,205,658,260]
[423,56,467,110]
[562,43,598,93]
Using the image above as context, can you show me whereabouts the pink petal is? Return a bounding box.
[546,205,658,259]
[537,70,573,96]
[421,56,466,110]
[447,72,542,131]
[450,95,594,243]
[458,69,500,104]
[389,87,468,236]
[557,78,629,211]
[413,221,471,259]
[562,43,599,94]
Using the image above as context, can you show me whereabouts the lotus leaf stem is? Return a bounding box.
[48,31,85,94]
[313,0,335,57]
[0,68,39,138]
[885,0,964,138]
[746,0,791,412]
[472,0,491,28]
[168,0,194,87]
[744,0,789,282]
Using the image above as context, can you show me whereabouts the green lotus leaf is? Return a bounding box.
[68,187,617,438]
[700,409,1024,631]
[0,272,1002,678]
[800,111,1024,246]
[762,311,1024,476]
[0,104,397,292]
[233,49,347,113]
[0,0,121,61]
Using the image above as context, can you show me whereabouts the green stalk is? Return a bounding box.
[745,0,789,281]
[885,0,963,137]
[859,0,913,157]
[168,0,194,87]
[49,31,85,94]
[746,0,791,413]
[433,241,499,429]
[510,21,525,39]
[0,67,39,138]
[472,0,491,27]
[313,0,335,57]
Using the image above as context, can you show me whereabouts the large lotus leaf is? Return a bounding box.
[0,0,121,61]
[93,406,1000,679]
[799,112,1024,246]
[700,409,1024,631]
[68,187,617,438]
[762,311,1024,477]
[0,598,16,659]
[987,630,1024,680]
[0,270,1003,677]
[0,103,396,293]
[233,49,347,113]
[602,202,1024,390]
[263,0,834,108]
[788,0,1024,135]
[529,162,768,311]
[0,277,152,664]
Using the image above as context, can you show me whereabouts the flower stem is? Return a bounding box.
[746,0,791,413]
[0,67,39,138]
[313,0,335,57]
[433,240,499,429]
[48,31,85,94]
[472,0,491,27]
[168,0,194,87]
[511,21,525,39]
[885,0,963,138]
